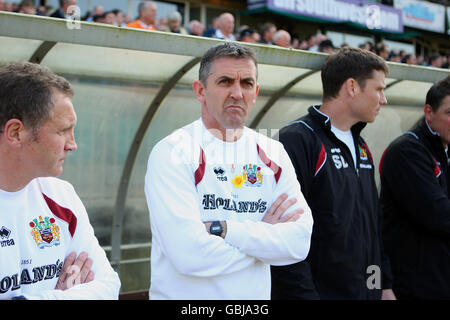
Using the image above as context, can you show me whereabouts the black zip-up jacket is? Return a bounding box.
[380,117,450,299]
[271,105,391,300]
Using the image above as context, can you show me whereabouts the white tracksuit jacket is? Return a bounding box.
[145,119,313,299]
[0,177,120,299]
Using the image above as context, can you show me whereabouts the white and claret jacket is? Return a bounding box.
[145,118,313,300]
[0,177,121,299]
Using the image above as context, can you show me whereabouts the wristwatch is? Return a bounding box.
[210,221,223,237]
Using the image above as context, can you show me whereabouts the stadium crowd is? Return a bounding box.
[0,0,448,69]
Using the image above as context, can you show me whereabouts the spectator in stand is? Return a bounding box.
[388,51,401,63]
[127,1,157,31]
[291,36,300,50]
[416,55,425,66]
[399,50,406,61]
[103,11,117,26]
[401,54,417,65]
[18,0,36,15]
[188,20,205,37]
[429,53,443,68]
[0,0,4,11]
[252,31,260,43]
[3,1,13,11]
[157,16,167,31]
[318,39,335,54]
[123,13,132,25]
[203,16,219,38]
[112,9,126,27]
[273,30,291,48]
[36,4,47,15]
[86,5,103,22]
[309,34,327,52]
[442,55,449,69]
[298,38,309,50]
[164,11,187,34]
[213,12,235,41]
[259,22,276,45]
[360,41,374,52]
[304,34,316,50]
[376,43,390,60]
[92,11,116,26]
[50,0,77,19]
[239,28,257,43]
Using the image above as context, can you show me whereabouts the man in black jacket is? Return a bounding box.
[379,76,450,299]
[50,0,76,19]
[271,47,396,300]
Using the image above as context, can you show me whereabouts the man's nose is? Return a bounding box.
[230,82,243,100]
[380,91,388,105]
[65,132,77,152]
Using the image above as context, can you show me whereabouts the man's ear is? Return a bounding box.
[344,78,359,98]
[193,80,206,104]
[424,104,433,125]
[2,119,29,148]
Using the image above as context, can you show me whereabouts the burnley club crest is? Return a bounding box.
[29,216,61,249]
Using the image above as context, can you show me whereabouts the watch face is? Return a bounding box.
[210,221,222,236]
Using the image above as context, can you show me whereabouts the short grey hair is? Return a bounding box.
[167,10,181,22]
[0,62,73,135]
[138,0,155,17]
[199,42,258,86]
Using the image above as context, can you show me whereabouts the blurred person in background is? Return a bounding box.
[259,22,276,45]
[164,11,187,34]
[127,0,157,31]
[157,16,167,31]
[401,54,417,65]
[188,19,205,37]
[213,12,235,41]
[18,0,35,15]
[203,16,219,38]
[50,0,77,19]
[101,11,117,26]
[239,28,257,43]
[309,34,327,52]
[273,30,291,48]
[111,8,126,27]
[388,51,401,63]
[429,53,443,68]
[376,42,390,60]
[304,34,316,50]
[318,39,335,54]
[85,5,103,22]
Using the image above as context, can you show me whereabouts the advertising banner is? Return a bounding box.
[248,0,404,33]
[394,0,445,33]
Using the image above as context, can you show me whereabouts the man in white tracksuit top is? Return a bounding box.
[145,42,313,299]
[0,62,120,300]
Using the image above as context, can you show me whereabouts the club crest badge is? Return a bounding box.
[359,145,368,161]
[242,164,263,187]
[29,216,61,249]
